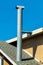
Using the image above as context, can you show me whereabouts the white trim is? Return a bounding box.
[6,27,43,43]
[32,27,43,36]
[23,49,40,62]
[6,34,27,43]
[0,50,17,65]
[6,37,17,43]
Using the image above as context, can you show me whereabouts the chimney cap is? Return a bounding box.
[16,5,24,9]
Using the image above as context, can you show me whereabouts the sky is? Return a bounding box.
[0,0,43,40]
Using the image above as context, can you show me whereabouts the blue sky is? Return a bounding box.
[0,0,43,40]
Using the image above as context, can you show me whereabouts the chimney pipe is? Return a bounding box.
[16,6,24,61]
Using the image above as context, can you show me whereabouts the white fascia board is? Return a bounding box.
[6,33,27,43]
[6,27,43,43]
[32,27,43,36]
[0,49,17,65]
[6,37,17,43]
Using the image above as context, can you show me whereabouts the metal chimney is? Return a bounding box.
[16,6,24,61]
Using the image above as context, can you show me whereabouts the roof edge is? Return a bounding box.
[32,27,43,36]
[6,33,27,43]
[0,49,17,65]
[6,27,43,43]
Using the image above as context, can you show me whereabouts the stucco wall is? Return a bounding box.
[4,60,9,65]
[23,34,43,63]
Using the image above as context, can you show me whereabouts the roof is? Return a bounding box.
[0,41,40,65]
[6,27,43,43]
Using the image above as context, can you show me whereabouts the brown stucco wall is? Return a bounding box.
[4,60,9,65]
[23,34,43,62]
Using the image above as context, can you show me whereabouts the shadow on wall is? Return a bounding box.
[23,34,43,58]
[10,41,17,47]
